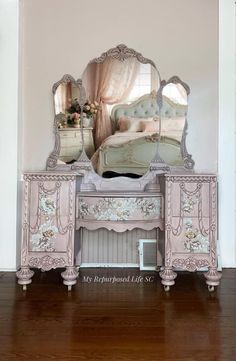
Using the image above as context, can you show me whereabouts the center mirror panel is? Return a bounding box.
[81,44,161,178]
[49,46,194,174]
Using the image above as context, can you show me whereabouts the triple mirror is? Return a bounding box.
[47,44,194,175]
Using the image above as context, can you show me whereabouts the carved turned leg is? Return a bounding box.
[204,267,222,292]
[159,267,177,292]
[16,266,34,290]
[61,266,78,291]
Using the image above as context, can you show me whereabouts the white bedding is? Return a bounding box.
[91,131,159,170]
[98,131,158,148]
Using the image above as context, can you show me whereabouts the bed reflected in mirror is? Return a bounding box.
[47,47,194,173]
[82,44,161,178]
[90,92,161,177]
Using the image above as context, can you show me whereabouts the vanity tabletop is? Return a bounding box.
[77,191,163,197]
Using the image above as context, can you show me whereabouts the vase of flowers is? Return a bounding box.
[66,98,100,128]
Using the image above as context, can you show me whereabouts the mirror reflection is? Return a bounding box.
[82,50,160,177]
[53,78,96,164]
[51,47,191,174]
[157,81,188,167]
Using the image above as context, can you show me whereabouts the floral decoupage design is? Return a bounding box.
[183,218,209,253]
[181,195,197,213]
[181,195,209,253]
[78,197,161,221]
[30,194,58,252]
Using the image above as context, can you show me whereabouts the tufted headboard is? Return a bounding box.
[161,96,187,119]
[110,92,187,132]
[110,92,159,132]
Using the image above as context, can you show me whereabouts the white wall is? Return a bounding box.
[0,0,19,270]
[218,0,236,267]
[21,0,218,173]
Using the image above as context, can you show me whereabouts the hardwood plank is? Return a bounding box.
[0,268,235,361]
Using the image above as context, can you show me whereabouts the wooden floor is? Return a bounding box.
[0,269,236,361]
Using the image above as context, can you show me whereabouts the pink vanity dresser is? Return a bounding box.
[16,45,221,292]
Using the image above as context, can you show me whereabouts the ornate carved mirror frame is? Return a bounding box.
[46,46,195,191]
[157,76,194,171]
[69,44,170,190]
[46,75,86,171]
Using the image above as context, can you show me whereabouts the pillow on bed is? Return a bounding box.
[118,117,130,132]
[127,117,153,132]
[118,116,154,132]
[161,117,185,132]
[140,120,160,132]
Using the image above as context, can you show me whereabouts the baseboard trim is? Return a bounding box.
[79,263,139,268]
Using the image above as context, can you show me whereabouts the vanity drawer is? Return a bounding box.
[76,195,163,222]
[163,174,217,270]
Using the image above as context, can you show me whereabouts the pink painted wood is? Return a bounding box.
[159,174,222,292]
[16,172,78,291]
[76,192,164,232]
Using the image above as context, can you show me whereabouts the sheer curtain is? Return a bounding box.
[83,57,140,148]
[55,83,72,114]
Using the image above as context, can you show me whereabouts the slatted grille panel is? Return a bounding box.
[79,229,157,266]
[143,242,157,268]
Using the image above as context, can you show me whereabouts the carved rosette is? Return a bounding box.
[172,257,210,272]
[28,255,66,271]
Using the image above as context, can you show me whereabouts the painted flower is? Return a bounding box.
[40,195,56,216]
[31,220,58,252]
[183,218,209,253]
[182,196,195,213]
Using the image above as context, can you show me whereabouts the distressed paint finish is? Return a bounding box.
[76,193,164,232]
[160,174,221,291]
[16,172,78,290]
